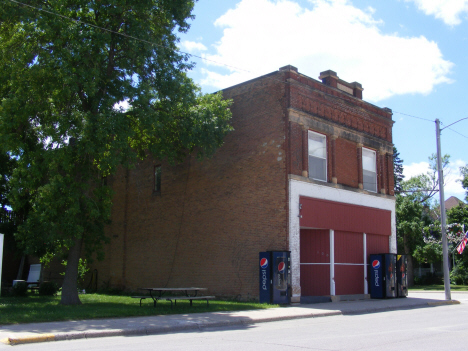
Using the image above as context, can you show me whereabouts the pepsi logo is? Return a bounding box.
[372,260,381,269]
[260,258,268,269]
[278,261,285,273]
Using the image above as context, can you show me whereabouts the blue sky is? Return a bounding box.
[177,0,468,202]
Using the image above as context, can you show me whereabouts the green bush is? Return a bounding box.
[12,282,28,297]
[415,272,443,285]
[450,265,468,285]
[39,281,60,296]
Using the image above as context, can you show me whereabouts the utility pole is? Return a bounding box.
[435,117,467,300]
[435,119,451,300]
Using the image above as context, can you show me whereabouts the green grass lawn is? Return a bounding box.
[410,285,468,291]
[0,293,277,325]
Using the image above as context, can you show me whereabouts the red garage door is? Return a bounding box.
[300,229,330,296]
[366,233,389,255]
[335,231,364,295]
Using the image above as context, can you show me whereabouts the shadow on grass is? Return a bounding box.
[0,294,276,325]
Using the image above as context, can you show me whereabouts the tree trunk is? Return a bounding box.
[60,237,83,305]
[403,233,415,287]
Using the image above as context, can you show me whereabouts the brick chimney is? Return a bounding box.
[319,70,363,100]
[279,65,298,72]
[351,82,363,99]
[319,70,338,88]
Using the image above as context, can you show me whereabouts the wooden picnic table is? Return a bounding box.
[133,287,213,308]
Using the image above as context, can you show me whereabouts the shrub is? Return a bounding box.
[39,281,60,296]
[450,265,468,285]
[12,282,28,297]
[416,272,443,285]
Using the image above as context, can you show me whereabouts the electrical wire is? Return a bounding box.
[445,127,468,139]
[6,0,253,74]
[392,111,434,123]
[6,0,468,139]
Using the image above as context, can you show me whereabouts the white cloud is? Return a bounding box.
[403,160,467,200]
[201,0,453,102]
[403,161,431,179]
[179,40,208,53]
[405,0,468,26]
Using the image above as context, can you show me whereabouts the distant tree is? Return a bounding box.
[393,146,404,194]
[0,0,233,305]
[461,166,468,202]
[447,204,468,227]
[396,189,430,286]
[396,153,450,285]
[420,206,468,284]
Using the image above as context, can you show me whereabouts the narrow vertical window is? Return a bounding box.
[308,131,327,182]
[362,148,377,192]
[154,165,161,193]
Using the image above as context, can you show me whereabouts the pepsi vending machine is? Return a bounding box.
[369,254,397,299]
[259,251,291,304]
[396,255,408,297]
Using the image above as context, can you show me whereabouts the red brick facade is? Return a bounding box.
[89,65,395,299]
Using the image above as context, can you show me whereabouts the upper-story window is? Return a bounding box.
[308,130,327,182]
[362,148,377,192]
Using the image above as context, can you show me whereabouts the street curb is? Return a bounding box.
[1,311,343,345]
[0,302,459,346]
[427,300,460,306]
[5,333,55,346]
[342,300,461,315]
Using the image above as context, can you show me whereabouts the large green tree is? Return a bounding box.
[0,0,232,304]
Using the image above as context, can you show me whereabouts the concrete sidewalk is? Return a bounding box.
[0,292,461,346]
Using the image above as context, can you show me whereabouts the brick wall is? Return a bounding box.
[335,138,359,188]
[90,66,395,299]
[91,75,289,298]
[285,68,394,195]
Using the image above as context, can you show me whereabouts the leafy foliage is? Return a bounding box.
[12,282,28,297]
[61,258,90,289]
[395,153,450,285]
[393,146,404,193]
[0,0,232,304]
[39,281,60,296]
[461,166,468,202]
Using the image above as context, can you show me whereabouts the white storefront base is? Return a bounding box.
[289,178,396,303]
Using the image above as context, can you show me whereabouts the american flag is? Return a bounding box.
[457,231,468,254]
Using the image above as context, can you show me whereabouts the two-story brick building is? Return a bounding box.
[91,65,396,302]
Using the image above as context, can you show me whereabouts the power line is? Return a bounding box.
[6,0,253,75]
[7,0,468,140]
[441,117,468,130]
[393,112,468,138]
[392,111,433,123]
[7,0,295,90]
[445,127,468,139]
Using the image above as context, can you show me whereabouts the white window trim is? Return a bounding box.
[308,130,327,182]
[362,147,377,193]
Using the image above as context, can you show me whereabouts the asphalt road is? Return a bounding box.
[4,292,468,351]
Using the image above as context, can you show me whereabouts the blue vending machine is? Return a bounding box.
[259,251,291,304]
[259,252,272,304]
[369,254,397,299]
